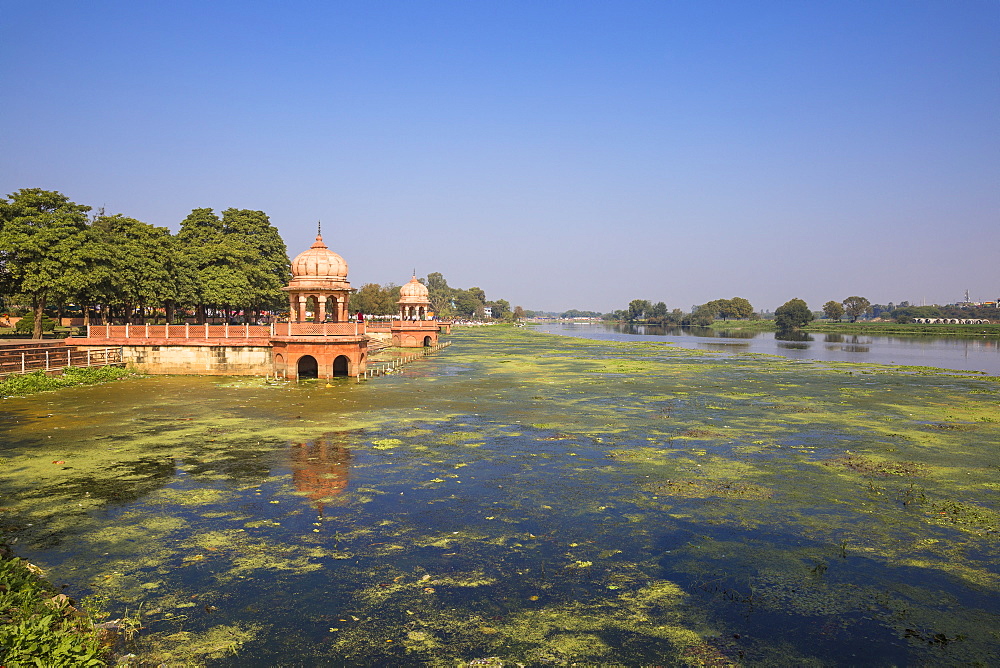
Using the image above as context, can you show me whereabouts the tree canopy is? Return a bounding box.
[822,300,845,321]
[0,189,93,337]
[842,296,871,323]
[0,191,298,335]
[774,298,814,330]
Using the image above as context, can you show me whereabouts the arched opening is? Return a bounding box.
[333,355,349,377]
[423,336,432,347]
[297,355,318,379]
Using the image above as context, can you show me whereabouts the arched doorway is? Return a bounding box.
[423,336,432,347]
[333,355,349,377]
[297,355,318,379]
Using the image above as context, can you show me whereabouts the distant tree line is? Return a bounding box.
[603,297,756,327]
[1,188,291,338]
[349,272,518,321]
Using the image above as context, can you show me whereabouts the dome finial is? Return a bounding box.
[317,220,322,240]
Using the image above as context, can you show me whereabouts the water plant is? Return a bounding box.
[0,551,105,667]
[0,366,135,398]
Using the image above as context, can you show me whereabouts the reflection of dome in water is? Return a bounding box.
[398,276,429,304]
[290,235,348,280]
[290,439,350,512]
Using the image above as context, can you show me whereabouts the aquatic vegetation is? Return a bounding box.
[0,366,135,398]
[0,326,998,664]
[0,553,106,667]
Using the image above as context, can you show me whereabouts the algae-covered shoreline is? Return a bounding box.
[1,326,998,665]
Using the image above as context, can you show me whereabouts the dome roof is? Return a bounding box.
[398,275,430,304]
[290,235,348,280]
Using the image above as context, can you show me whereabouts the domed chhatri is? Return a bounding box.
[282,233,352,322]
[288,235,349,284]
[397,275,431,320]
[399,275,429,300]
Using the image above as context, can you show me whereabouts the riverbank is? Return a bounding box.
[708,319,1000,337]
[803,321,1000,336]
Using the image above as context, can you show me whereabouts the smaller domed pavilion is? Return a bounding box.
[282,233,352,322]
[398,275,431,320]
[389,274,442,347]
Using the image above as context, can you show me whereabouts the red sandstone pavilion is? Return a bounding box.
[72,234,450,380]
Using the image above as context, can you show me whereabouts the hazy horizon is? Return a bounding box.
[3,1,997,313]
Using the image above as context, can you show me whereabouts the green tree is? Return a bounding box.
[842,296,871,323]
[0,189,92,338]
[177,208,263,322]
[426,272,455,317]
[454,288,486,319]
[221,208,291,318]
[686,305,716,326]
[490,299,510,319]
[648,301,668,322]
[704,299,731,320]
[774,298,813,330]
[627,299,651,322]
[176,208,225,322]
[90,214,175,324]
[727,297,754,320]
[513,305,526,321]
[822,300,845,321]
[350,283,382,316]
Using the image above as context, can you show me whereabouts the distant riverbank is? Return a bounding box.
[704,319,1000,337]
[803,321,1000,337]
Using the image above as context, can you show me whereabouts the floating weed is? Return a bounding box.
[825,454,929,478]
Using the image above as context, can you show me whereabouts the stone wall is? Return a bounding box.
[80,344,275,375]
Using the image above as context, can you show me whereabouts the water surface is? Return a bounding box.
[1,327,998,665]
[534,322,1000,374]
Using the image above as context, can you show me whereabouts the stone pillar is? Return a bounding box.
[298,296,307,322]
[289,296,297,322]
[317,295,327,322]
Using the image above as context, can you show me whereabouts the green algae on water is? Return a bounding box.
[0,326,998,665]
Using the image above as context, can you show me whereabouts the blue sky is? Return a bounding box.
[3,0,997,312]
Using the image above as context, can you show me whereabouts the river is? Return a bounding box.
[533,322,1000,374]
[2,327,998,665]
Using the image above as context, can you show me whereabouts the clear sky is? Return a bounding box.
[3,1,998,313]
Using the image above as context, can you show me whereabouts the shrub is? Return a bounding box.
[14,313,57,334]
